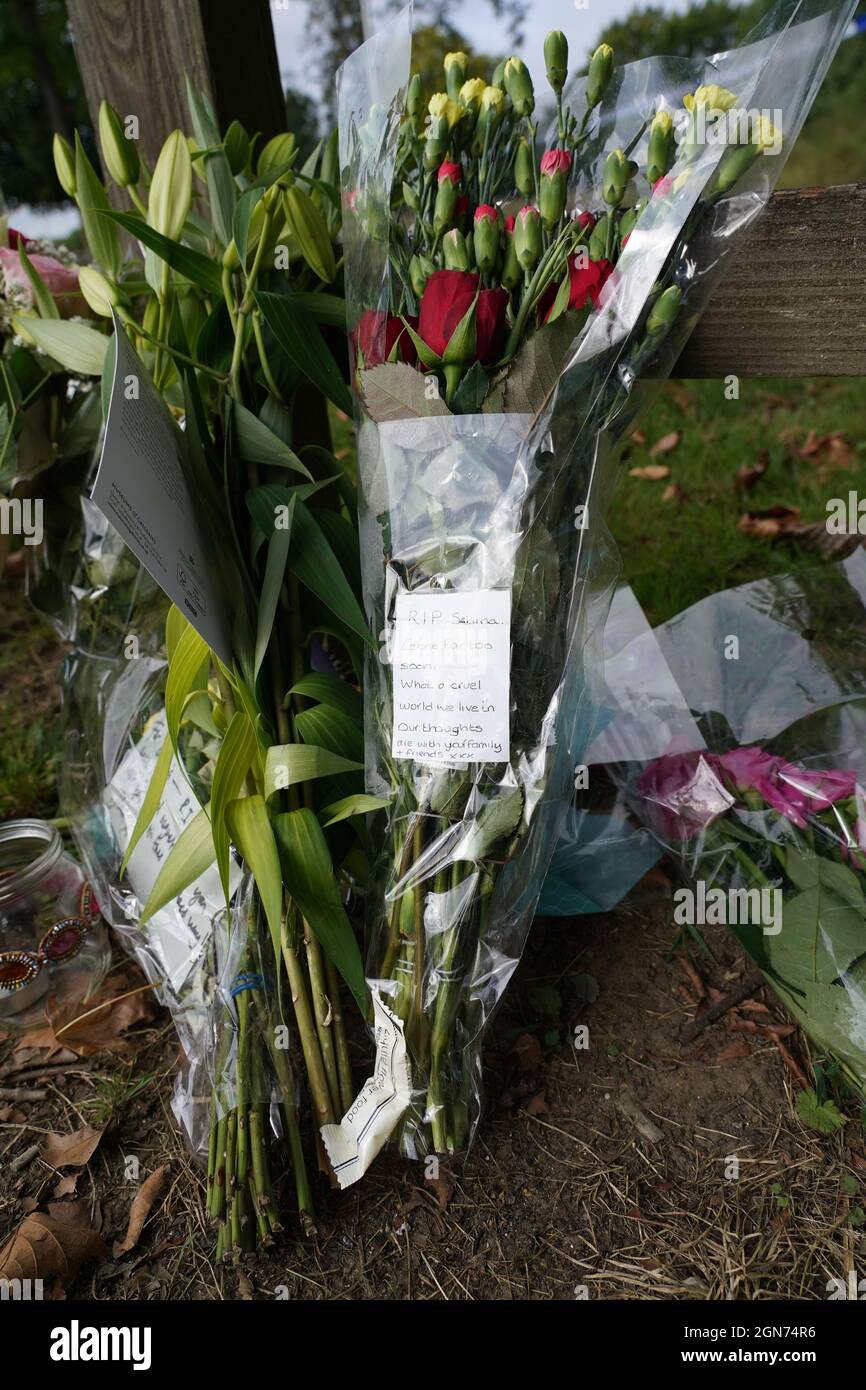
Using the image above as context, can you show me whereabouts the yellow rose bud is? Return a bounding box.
[459,77,486,113]
[148,130,192,242]
[444,50,469,99]
[684,84,738,114]
[78,265,119,317]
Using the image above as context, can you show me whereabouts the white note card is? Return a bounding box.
[91,313,232,662]
[391,589,511,764]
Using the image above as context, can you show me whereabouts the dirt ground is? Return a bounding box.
[2,901,862,1302]
[1,572,863,1302]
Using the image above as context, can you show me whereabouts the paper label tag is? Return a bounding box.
[320,990,412,1189]
[91,315,232,661]
[391,589,510,764]
[104,712,240,998]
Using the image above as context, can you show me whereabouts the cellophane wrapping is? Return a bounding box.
[337,0,853,1158]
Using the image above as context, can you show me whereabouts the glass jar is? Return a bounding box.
[0,819,110,1032]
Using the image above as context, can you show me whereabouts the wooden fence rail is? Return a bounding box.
[65,3,865,378]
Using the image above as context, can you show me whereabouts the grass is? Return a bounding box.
[609,375,866,626]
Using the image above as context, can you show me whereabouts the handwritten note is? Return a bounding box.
[391,590,510,764]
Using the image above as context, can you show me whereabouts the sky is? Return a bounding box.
[270,0,698,101]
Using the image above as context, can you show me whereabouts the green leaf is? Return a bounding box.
[231,401,312,478]
[291,292,346,330]
[13,318,107,376]
[225,795,284,962]
[232,187,262,267]
[17,243,59,319]
[264,744,363,799]
[103,210,223,294]
[289,673,363,723]
[359,362,451,423]
[290,500,373,647]
[774,885,866,984]
[166,622,210,754]
[185,80,236,247]
[140,807,216,924]
[453,787,524,862]
[450,360,489,414]
[295,704,364,763]
[784,851,866,914]
[273,809,367,1012]
[211,711,256,908]
[500,310,588,414]
[255,503,294,677]
[319,794,389,827]
[795,1087,847,1136]
[165,604,188,663]
[120,731,174,875]
[75,132,121,276]
[256,291,353,416]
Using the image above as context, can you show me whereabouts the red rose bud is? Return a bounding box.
[513,204,541,270]
[501,225,521,290]
[503,214,515,233]
[434,173,459,232]
[443,227,471,271]
[538,254,613,322]
[418,269,507,364]
[352,309,416,368]
[455,193,469,224]
[575,209,596,232]
[539,148,572,226]
[438,160,462,187]
[473,204,500,273]
[514,138,534,196]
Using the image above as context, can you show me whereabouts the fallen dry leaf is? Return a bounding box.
[510,1033,544,1075]
[661,482,685,503]
[0,1204,105,1294]
[46,971,156,1058]
[735,451,769,491]
[12,1028,68,1060]
[42,1124,103,1169]
[52,1173,80,1200]
[737,504,801,540]
[629,464,671,481]
[524,1093,549,1116]
[630,429,646,446]
[649,430,681,457]
[114,1165,168,1257]
[718,1038,752,1062]
[777,520,862,560]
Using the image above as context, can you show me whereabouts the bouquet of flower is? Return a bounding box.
[631,745,866,1095]
[48,89,375,1255]
[337,0,855,1158]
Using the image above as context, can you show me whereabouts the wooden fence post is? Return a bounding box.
[66,0,286,169]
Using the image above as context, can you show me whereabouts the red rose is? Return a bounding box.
[6,228,31,250]
[438,160,462,186]
[575,210,596,232]
[538,255,613,323]
[417,269,508,364]
[352,308,416,368]
[540,149,573,177]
